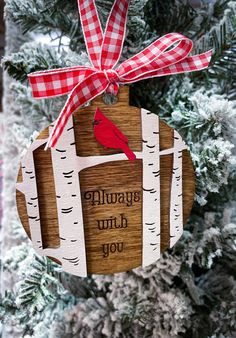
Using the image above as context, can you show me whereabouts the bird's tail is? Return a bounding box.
[122,144,136,161]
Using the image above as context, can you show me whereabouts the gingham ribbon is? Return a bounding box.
[28,0,212,149]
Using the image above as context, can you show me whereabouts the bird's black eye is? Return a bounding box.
[93,119,102,126]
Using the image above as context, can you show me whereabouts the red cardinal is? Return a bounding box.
[93,108,136,161]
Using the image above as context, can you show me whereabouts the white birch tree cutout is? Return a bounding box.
[16,109,188,276]
[141,109,161,267]
[16,139,48,253]
[50,117,87,277]
[169,130,187,248]
[16,132,88,277]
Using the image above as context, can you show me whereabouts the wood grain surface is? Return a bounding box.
[16,86,195,274]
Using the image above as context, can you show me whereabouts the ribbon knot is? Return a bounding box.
[104,69,120,84]
[28,0,212,149]
[104,69,120,95]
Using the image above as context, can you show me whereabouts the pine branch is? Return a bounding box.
[10,82,66,125]
[0,254,77,334]
[2,41,89,83]
[145,0,198,37]
[0,291,18,322]
[2,42,66,82]
[191,2,236,97]
[5,0,152,56]
[192,138,235,205]
[158,79,236,205]
[195,2,236,56]
[188,0,231,39]
[16,256,63,313]
[5,0,83,52]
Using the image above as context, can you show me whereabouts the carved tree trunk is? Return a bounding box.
[141,109,161,267]
[50,117,87,276]
[16,139,47,252]
[169,130,186,248]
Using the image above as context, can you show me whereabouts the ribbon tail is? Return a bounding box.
[45,72,109,150]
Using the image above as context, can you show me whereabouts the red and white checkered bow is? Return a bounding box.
[28,0,212,149]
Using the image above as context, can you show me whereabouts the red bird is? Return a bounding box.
[93,108,136,161]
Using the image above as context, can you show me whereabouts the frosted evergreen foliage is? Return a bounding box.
[2,42,90,82]
[1,0,236,337]
[159,78,236,204]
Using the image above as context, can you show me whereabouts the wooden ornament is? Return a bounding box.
[16,86,195,276]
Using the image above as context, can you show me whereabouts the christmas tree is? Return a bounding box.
[1,0,236,337]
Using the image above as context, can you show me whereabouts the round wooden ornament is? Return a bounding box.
[16,86,195,276]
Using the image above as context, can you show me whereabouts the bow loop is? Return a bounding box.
[100,0,130,70]
[116,33,193,78]
[77,0,103,69]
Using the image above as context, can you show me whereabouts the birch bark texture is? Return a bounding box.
[141,109,161,267]
[50,117,87,277]
[16,139,48,252]
[16,87,195,276]
[169,131,187,248]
